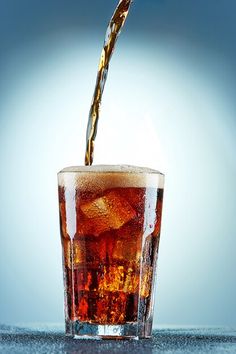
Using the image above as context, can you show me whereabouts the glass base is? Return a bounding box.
[65,320,152,339]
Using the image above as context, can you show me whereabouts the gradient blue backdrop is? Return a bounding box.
[0,0,236,326]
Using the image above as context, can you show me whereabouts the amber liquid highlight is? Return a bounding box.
[85,0,133,166]
[59,186,163,325]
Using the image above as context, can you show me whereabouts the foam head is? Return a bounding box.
[58,165,165,191]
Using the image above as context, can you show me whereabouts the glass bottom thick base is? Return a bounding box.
[65,320,153,340]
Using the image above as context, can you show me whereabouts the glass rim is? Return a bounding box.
[58,164,165,176]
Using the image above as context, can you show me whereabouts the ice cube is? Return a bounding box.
[73,239,86,265]
[140,265,153,298]
[97,265,139,294]
[63,239,71,268]
[80,191,136,236]
[113,220,142,262]
[123,267,139,294]
[117,188,145,211]
[98,265,125,292]
[113,239,140,262]
[73,236,107,264]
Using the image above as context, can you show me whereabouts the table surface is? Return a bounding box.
[0,324,235,353]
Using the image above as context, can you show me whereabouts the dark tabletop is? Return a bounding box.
[0,324,235,354]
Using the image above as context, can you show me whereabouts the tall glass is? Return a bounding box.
[58,165,164,339]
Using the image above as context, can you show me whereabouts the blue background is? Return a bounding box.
[0,0,236,326]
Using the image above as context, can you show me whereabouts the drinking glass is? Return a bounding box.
[58,165,164,339]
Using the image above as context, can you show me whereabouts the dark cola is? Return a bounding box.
[58,167,164,327]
